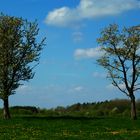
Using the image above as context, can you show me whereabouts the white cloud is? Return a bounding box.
[74,47,103,59]
[74,86,84,92]
[45,7,75,27]
[45,0,140,27]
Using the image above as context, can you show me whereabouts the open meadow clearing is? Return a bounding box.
[0,116,140,140]
[0,1,140,140]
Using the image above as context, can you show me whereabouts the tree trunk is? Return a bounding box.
[3,98,11,119]
[130,94,137,120]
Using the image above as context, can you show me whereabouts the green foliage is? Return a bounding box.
[10,106,38,115]
[97,24,140,97]
[0,13,45,119]
[0,101,138,139]
[0,13,46,99]
[7,99,140,118]
[97,24,140,119]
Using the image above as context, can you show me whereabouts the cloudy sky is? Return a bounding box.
[0,0,140,108]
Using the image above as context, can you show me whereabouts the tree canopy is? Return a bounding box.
[97,24,140,120]
[0,13,46,119]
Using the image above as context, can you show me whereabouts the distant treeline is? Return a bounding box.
[1,99,140,117]
[46,99,140,117]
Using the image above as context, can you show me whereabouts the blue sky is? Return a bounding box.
[0,0,140,108]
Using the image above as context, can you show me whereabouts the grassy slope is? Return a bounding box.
[0,116,140,140]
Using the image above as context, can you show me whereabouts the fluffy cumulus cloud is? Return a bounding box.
[74,47,103,59]
[45,0,140,27]
[45,7,77,27]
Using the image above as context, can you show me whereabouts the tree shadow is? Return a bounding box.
[21,115,105,121]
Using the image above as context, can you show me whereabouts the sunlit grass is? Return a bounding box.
[0,116,140,139]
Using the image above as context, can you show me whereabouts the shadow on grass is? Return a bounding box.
[20,116,105,121]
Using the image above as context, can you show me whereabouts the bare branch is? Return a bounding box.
[110,73,129,96]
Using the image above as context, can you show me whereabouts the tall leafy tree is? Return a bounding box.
[97,24,140,120]
[0,13,46,119]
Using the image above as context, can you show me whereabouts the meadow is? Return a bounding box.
[0,116,140,139]
[0,100,140,140]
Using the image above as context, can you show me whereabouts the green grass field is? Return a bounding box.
[0,116,140,140]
